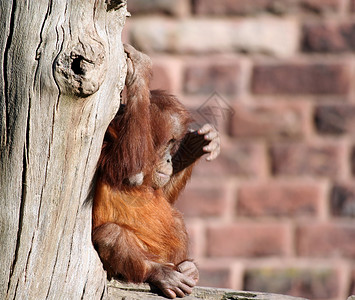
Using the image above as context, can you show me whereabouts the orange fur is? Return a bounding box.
[93,181,187,265]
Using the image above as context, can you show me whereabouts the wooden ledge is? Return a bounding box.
[107,280,309,300]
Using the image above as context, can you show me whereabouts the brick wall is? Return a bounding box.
[123,1,355,299]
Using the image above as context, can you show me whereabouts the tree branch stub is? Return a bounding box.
[55,38,107,98]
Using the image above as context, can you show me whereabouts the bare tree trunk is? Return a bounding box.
[0,0,127,298]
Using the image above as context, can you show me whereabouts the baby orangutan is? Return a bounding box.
[92,44,220,298]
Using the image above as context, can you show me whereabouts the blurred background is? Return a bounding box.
[123,1,355,299]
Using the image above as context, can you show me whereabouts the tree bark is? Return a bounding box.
[0,0,127,298]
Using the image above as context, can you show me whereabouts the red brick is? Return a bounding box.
[330,184,355,217]
[149,58,182,93]
[193,0,339,15]
[229,102,307,140]
[237,182,321,217]
[206,223,289,257]
[297,223,355,258]
[189,92,235,133]
[315,104,355,134]
[270,142,344,178]
[252,63,350,95]
[198,265,232,288]
[127,0,189,16]
[193,142,266,178]
[350,269,355,294]
[129,19,297,57]
[299,0,340,14]
[184,61,240,96]
[150,63,173,92]
[177,185,228,218]
[244,268,339,299]
[183,222,202,258]
[303,22,355,53]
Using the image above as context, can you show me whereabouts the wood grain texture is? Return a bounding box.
[107,281,310,300]
[0,0,128,298]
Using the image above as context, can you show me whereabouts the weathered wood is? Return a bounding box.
[107,281,309,300]
[0,0,128,298]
